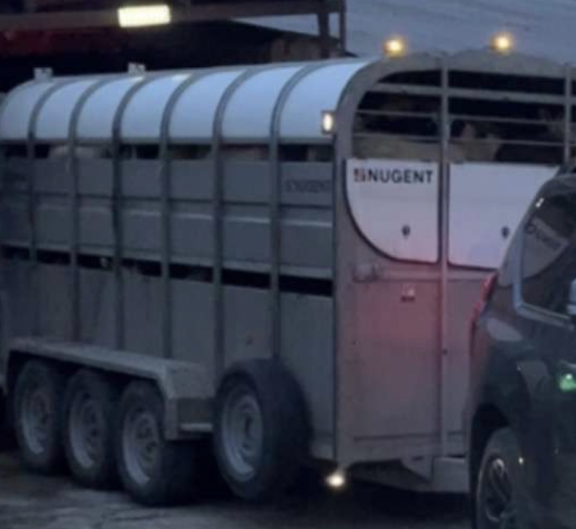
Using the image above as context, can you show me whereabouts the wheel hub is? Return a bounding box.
[22,385,51,455]
[123,407,160,485]
[484,456,516,528]
[223,388,263,481]
[70,391,104,468]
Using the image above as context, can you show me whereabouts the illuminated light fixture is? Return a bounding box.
[321,111,336,135]
[559,372,576,393]
[326,469,347,490]
[491,32,514,54]
[118,4,172,28]
[383,37,407,58]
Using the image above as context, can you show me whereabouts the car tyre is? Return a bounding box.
[476,428,530,529]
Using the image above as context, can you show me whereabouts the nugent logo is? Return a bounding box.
[346,159,439,262]
[353,166,434,185]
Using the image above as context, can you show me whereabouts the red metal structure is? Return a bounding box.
[0,1,347,91]
[0,1,346,50]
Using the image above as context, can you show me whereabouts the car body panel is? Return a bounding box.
[469,174,576,528]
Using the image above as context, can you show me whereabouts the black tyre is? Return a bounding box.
[214,360,309,501]
[13,360,66,473]
[63,369,119,489]
[116,381,198,506]
[0,392,15,451]
[476,428,530,529]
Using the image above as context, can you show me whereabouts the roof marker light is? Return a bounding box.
[491,32,515,54]
[118,4,172,28]
[383,37,407,58]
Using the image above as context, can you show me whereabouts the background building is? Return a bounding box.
[262,0,576,62]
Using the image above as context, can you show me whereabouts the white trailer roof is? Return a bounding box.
[0,59,369,144]
[2,51,574,146]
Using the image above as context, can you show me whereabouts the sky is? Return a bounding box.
[255,0,576,63]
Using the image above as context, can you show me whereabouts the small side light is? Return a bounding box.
[321,111,336,135]
[326,469,347,490]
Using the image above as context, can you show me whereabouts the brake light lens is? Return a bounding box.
[470,272,497,359]
[471,272,497,326]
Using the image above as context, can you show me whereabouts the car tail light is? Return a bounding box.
[471,272,497,328]
[469,272,497,359]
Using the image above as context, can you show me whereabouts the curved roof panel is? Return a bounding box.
[77,76,145,141]
[121,73,193,141]
[0,80,56,140]
[35,79,99,141]
[221,65,304,141]
[168,69,245,142]
[279,61,369,141]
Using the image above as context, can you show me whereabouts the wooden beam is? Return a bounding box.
[0,1,341,32]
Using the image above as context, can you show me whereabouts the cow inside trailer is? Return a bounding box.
[0,52,573,502]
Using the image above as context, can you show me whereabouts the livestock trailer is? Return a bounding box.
[0,51,573,503]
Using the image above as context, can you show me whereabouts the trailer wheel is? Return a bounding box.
[214,360,309,501]
[0,392,14,451]
[116,381,198,506]
[13,360,66,473]
[63,369,119,489]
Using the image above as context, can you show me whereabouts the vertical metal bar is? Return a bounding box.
[269,64,327,362]
[330,59,374,468]
[158,72,211,359]
[111,111,125,350]
[564,65,573,165]
[68,78,117,342]
[439,58,450,457]
[110,74,161,350]
[211,67,266,383]
[339,0,347,55]
[68,117,81,341]
[158,119,175,360]
[26,118,40,336]
[317,4,331,59]
[0,142,7,367]
[27,82,72,336]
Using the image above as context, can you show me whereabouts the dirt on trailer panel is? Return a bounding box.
[0,452,467,529]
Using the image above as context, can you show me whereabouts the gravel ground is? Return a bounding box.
[0,452,469,529]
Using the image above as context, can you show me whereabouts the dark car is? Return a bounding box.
[469,171,576,529]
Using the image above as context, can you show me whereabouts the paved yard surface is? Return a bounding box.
[0,452,469,529]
